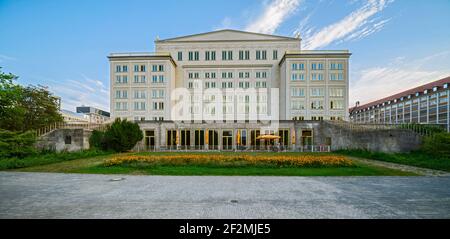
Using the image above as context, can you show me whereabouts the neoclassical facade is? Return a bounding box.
[108,30,351,150]
[109,29,350,122]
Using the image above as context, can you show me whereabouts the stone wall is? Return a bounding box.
[35,129,92,152]
[36,121,423,153]
[316,122,422,153]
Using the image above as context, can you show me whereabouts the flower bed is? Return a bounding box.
[103,154,353,168]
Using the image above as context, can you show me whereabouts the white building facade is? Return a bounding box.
[109,30,351,123]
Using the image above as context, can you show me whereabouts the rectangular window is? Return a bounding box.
[256,50,261,60]
[291,101,305,110]
[311,88,324,97]
[244,50,250,60]
[330,88,344,97]
[194,51,199,61]
[330,100,344,110]
[152,65,157,72]
[311,100,324,110]
[228,50,232,60]
[291,88,305,97]
[178,51,183,61]
[239,50,244,60]
[205,51,210,61]
[262,50,267,60]
[273,50,278,60]
[211,51,216,60]
[159,65,164,72]
[189,51,193,61]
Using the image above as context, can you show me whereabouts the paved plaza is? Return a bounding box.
[1,172,449,218]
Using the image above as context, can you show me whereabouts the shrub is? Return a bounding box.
[0,129,36,158]
[421,132,450,158]
[89,118,143,152]
[89,130,105,149]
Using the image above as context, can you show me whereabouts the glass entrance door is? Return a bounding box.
[222,130,232,150]
[194,129,205,150]
[145,130,155,151]
[208,130,218,150]
[250,130,261,150]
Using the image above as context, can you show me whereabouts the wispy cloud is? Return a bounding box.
[214,17,233,31]
[350,51,450,106]
[0,54,17,63]
[43,74,109,112]
[245,0,301,34]
[298,0,393,49]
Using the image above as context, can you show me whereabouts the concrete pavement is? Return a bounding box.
[1,172,449,218]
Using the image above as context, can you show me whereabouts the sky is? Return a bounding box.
[1,0,450,112]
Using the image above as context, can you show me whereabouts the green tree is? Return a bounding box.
[89,118,143,152]
[0,68,63,132]
[0,129,37,158]
[0,68,25,130]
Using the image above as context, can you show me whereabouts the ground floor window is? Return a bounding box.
[278,129,289,147]
[167,130,177,149]
[301,130,313,146]
[194,129,205,149]
[180,130,190,149]
[222,130,233,150]
[207,130,218,150]
[250,130,261,150]
[145,130,155,150]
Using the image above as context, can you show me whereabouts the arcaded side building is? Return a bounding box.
[349,76,450,132]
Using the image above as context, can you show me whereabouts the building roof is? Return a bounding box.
[279,50,351,66]
[349,76,450,113]
[155,29,300,43]
[107,52,177,66]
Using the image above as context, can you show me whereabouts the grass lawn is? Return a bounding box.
[10,151,417,176]
[336,150,450,172]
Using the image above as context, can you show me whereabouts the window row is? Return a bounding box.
[188,104,268,114]
[188,81,267,89]
[291,62,344,71]
[178,50,278,61]
[291,100,344,110]
[291,73,344,81]
[188,71,269,79]
[115,102,164,111]
[115,64,165,73]
[291,88,344,97]
[115,75,165,84]
[189,94,267,103]
[114,90,165,99]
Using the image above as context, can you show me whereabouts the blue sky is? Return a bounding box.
[1,0,450,111]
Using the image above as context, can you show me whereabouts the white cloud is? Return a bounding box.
[300,0,393,49]
[46,74,110,112]
[245,0,301,34]
[214,17,233,31]
[350,52,450,106]
[0,54,17,63]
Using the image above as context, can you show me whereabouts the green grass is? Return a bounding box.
[0,149,112,170]
[336,149,450,172]
[10,151,417,176]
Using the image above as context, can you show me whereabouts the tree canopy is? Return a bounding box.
[0,67,63,132]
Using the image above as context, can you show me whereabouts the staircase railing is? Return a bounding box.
[34,122,109,137]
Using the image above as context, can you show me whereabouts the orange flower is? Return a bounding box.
[103,154,352,167]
